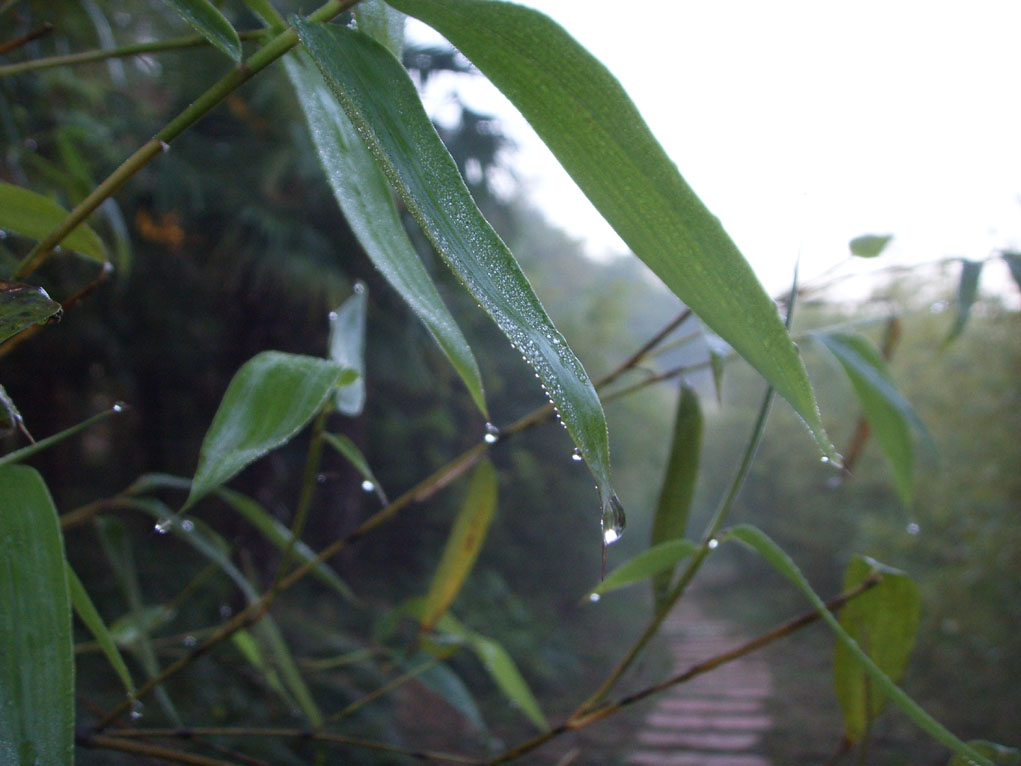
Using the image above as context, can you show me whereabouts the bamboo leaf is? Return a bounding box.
[160,0,241,62]
[323,433,388,504]
[328,284,368,416]
[592,539,699,598]
[814,331,923,505]
[0,465,74,766]
[294,20,616,512]
[384,0,834,460]
[649,385,702,606]
[723,523,990,765]
[0,181,107,263]
[413,655,486,731]
[945,259,983,344]
[420,460,498,631]
[0,280,62,344]
[834,556,920,744]
[849,234,893,258]
[185,351,351,510]
[355,0,406,57]
[284,50,487,417]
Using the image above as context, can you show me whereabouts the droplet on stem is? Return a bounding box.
[483,422,500,444]
[154,519,172,535]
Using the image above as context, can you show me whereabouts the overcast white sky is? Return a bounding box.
[411,1,1021,297]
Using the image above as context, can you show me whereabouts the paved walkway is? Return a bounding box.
[626,599,774,766]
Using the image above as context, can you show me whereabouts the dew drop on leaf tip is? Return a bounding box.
[483,422,500,444]
[707,538,719,550]
[360,479,375,492]
[588,592,601,603]
[154,519,172,535]
[600,493,626,545]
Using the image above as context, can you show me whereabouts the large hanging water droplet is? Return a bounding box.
[600,493,626,545]
[483,422,500,444]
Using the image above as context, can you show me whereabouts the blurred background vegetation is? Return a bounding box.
[1,2,1018,763]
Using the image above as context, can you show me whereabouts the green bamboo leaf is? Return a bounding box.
[284,51,487,417]
[328,284,368,416]
[948,741,1020,766]
[0,181,107,262]
[231,629,292,703]
[384,0,834,460]
[214,487,358,604]
[323,432,388,504]
[185,351,352,510]
[108,605,176,648]
[945,259,983,344]
[723,523,990,766]
[0,465,74,766]
[849,234,893,258]
[0,404,122,468]
[650,385,702,606]
[294,20,617,517]
[420,460,498,631]
[413,655,486,731]
[0,280,62,344]
[814,331,923,505]
[355,0,406,57]
[592,539,699,598]
[833,555,920,744]
[160,0,241,62]
[1003,252,1021,295]
[65,563,136,700]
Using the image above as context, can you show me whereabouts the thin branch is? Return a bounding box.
[0,21,52,55]
[77,733,236,766]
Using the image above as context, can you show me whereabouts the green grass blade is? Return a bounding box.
[724,523,990,765]
[0,181,107,262]
[0,281,62,345]
[323,432,388,504]
[592,539,699,598]
[386,0,834,460]
[160,0,242,61]
[284,50,488,417]
[0,465,74,766]
[295,19,614,506]
[328,285,368,416]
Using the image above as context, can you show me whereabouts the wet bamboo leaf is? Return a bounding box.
[323,433,388,505]
[328,285,367,416]
[945,259,983,344]
[160,0,241,61]
[284,51,487,417]
[0,465,74,766]
[592,539,699,598]
[185,351,352,510]
[384,0,834,460]
[650,385,702,606]
[355,0,406,57]
[1003,252,1021,295]
[66,563,136,700]
[814,331,924,505]
[0,405,121,469]
[849,234,893,258]
[834,556,920,744]
[724,523,990,765]
[231,629,292,703]
[948,741,1020,766]
[0,280,62,344]
[294,20,616,511]
[420,460,498,631]
[108,605,176,648]
[0,182,107,262]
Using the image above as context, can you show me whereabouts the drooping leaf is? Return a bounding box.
[849,234,893,258]
[1003,252,1021,295]
[294,20,616,512]
[724,524,990,766]
[412,654,486,731]
[384,0,835,460]
[945,259,983,344]
[65,563,136,700]
[649,385,702,606]
[0,465,74,766]
[185,351,351,510]
[0,405,122,469]
[231,629,292,702]
[833,556,920,744]
[323,432,388,505]
[328,284,368,416]
[948,741,1020,766]
[0,280,62,344]
[420,460,498,631]
[355,0,406,57]
[814,331,924,505]
[284,51,487,417]
[160,0,241,61]
[592,539,699,598]
[0,182,108,263]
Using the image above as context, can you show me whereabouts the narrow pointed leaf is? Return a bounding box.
[355,0,406,57]
[420,460,498,631]
[467,630,547,731]
[284,52,487,417]
[834,555,920,744]
[160,0,241,62]
[231,629,292,702]
[412,655,486,731]
[814,332,922,505]
[328,285,368,416]
[0,406,120,469]
[592,539,699,598]
[849,234,893,258]
[0,280,62,344]
[945,259,983,344]
[185,351,351,510]
[1003,252,1021,295]
[384,0,834,460]
[66,563,136,699]
[0,465,74,766]
[296,20,614,504]
[650,385,702,605]
[724,523,989,765]
[0,182,107,262]
[323,433,388,504]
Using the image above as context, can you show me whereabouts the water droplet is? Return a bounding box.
[483,422,500,444]
[218,604,232,618]
[361,479,375,492]
[600,493,626,545]
[316,473,327,484]
[707,538,719,550]
[129,700,144,721]
[820,456,830,464]
[183,635,198,647]
[180,519,195,532]
[571,448,583,462]
[588,592,601,603]
[353,281,366,294]
[112,402,125,413]
[328,311,338,321]
[154,519,172,534]
[906,522,921,535]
